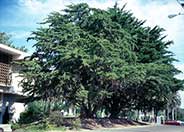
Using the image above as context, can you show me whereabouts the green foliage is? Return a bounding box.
[13,121,66,132]
[177,108,184,121]
[70,118,81,130]
[11,122,21,130]
[0,32,12,44]
[0,32,28,52]
[48,111,81,130]
[18,101,48,124]
[18,100,68,124]
[15,122,49,132]
[20,3,184,118]
[48,111,64,127]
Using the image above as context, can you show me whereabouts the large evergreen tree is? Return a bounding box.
[20,3,184,118]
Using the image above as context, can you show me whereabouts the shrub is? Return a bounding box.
[11,122,21,130]
[70,118,81,130]
[177,108,184,121]
[48,111,64,127]
[18,101,48,124]
[18,100,68,124]
[22,122,49,132]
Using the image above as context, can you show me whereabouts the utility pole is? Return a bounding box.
[177,0,184,8]
[168,0,184,18]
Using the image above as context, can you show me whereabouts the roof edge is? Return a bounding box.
[0,43,29,60]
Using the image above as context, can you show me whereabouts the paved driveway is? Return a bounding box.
[92,125,184,132]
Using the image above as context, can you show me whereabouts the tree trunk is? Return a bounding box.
[80,104,95,118]
[154,109,158,123]
[172,108,175,120]
[109,111,120,119]
[137,110,140,121]
[109,105,121,119]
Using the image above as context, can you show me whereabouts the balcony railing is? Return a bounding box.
[0,62,11,86]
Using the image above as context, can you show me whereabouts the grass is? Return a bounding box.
[14,124,66,132]
[15,127,66,132]
[47,126,67,131]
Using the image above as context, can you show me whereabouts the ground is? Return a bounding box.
[15,125,184,132]
[90,125,184,132]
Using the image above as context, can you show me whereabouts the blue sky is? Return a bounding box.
[0,0,184,107]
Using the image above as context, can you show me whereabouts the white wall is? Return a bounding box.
[11,64,25,121]
[11,73,23,94]
[11,103,25,122]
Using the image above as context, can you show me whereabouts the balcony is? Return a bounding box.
[0,62,11,86]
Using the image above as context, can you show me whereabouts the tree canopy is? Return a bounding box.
[0,32,28,52]
[20,3,184,118]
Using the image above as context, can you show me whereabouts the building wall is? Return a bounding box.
[11,103,25,122]
[10,64,25,122]
[11,72,23,94]
[0,45,28,123]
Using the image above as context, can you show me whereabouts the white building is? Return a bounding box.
[0,44,28,124]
